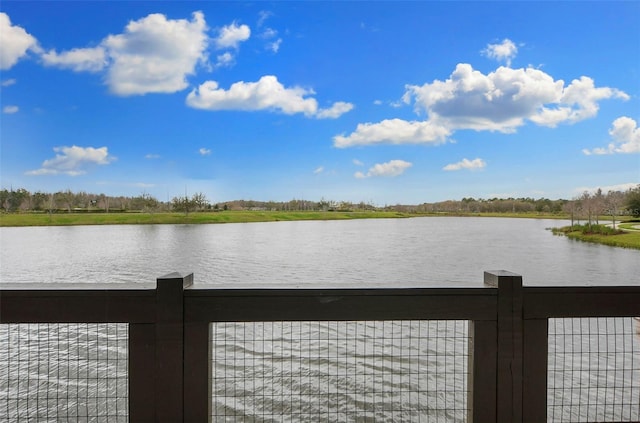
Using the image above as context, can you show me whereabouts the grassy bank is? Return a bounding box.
[551,223,640,250]
[0,210,419,227]
[0,210,573,227]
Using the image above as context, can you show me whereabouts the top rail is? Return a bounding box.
[523,286,640,318]
[0,284,156,323]
[1,272,639,423]
[184,286,498,322]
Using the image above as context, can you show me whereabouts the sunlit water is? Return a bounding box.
[2,217,639,286]
[1,217,639,421]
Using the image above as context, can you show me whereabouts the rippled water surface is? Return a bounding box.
[1,217,638,286]
[1,218,639,422]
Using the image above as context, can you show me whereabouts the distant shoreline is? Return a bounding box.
[551,223,640,250]
[3,210,638,249]
[1,210,568,228]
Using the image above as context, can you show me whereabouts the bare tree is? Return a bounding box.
[581,191,594,229]
[192,192,208,211]
[606,190,625,229]
[563,201,579,228]
[592,188,605,225]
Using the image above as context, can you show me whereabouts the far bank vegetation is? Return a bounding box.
[1,185,639,223]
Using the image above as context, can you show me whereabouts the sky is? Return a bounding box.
[1,1,639,205]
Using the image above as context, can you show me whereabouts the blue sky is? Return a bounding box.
[1,1,638,205]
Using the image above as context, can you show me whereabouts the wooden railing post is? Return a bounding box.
[467,319,497,423]
[183,320,211,422]
[129,323,156,422]
[156,272,193,422]
[522,318,548,423]
[485,270,523,423]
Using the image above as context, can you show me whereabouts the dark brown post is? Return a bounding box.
[522,318,548,423]
[467,319,497,423]
[485,270,523,423]
[156,272,193,422]
[129,323,156,422]
[183,320,211,422]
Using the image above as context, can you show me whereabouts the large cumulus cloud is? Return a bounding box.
[334,63,628,148]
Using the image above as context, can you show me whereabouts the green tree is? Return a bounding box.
[132,193,160,214]
[171,193,206,216]
[192,192,208,211]
[4,189,29,212]
[0,189,9,211]
[56,190,75,213]
[172,196,192,215]
[626,185,640,218]
[30,192,48,211]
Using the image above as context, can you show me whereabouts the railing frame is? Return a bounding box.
[1,271,639,423]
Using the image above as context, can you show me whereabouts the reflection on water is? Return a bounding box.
[1,218,639,421]
[1,217,639,286]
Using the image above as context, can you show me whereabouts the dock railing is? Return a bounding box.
[1,271,639,422]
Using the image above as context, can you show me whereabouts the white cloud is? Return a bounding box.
[574,182,639,195]
[266,38,282,53]
[443,158,487,171]
[2,105,19,114]
[257,11,273,28]
[582,117,640,155]
[42,12,209,96]
[215,22,250,49]
[261,27,278,39]
[407,64,628,131]
[186,75,353,119]
[353,159,364,166]
[1,78,16,87]
[316,101,354,119]
[26,146,115,176]
[104,12,208,96]
[530,76,629,127]
[482,39,518,66]
[313,166,324,174]
[336,63,628,148]
[215,52,235,68]
[145,153,160,159]
[0,13,39,70]
[334,118,451,148]
[354,159,412,178]
[373,100,383,106]
[41,47,106,72]
[199,148,212,156]
[259,26,282,53]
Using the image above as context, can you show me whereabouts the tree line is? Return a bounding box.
[411,185,640,225]
[0,189,210,215]
[1,185,639,220]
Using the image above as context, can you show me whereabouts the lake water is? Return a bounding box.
[1,216,639,286]
[1,217,639,422]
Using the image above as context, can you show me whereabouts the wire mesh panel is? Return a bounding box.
[211,320,469,422]
[548,317,640,422]
[0,323,128,423]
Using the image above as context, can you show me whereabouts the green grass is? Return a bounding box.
[0,210,575,227]
[618,222,640,231]
[0,210,415,227]
[551,223,640,250]
[445,211,568,219]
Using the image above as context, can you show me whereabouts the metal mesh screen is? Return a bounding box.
[0,323,128,422]
[548,317,640,422]
[211,320,469,422]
